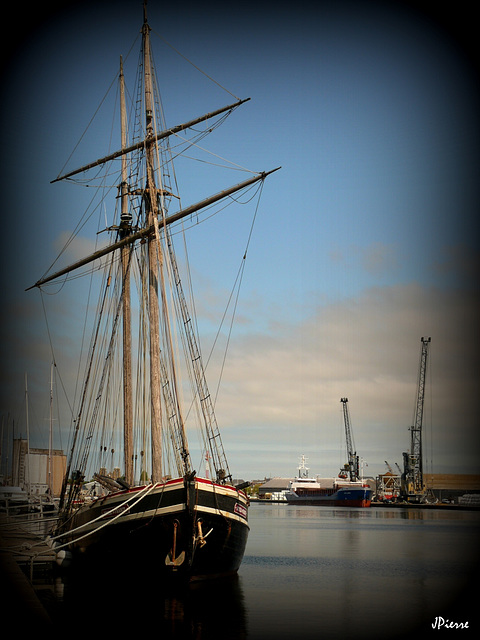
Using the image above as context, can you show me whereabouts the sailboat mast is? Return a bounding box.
[119,56,134,486]
[48,364,53,496]
[24,373,30,496]
[143,9,163,482]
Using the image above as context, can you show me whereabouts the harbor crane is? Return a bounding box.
[401,337,431,502]
[340,398,359,481]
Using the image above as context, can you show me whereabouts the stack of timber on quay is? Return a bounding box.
[372,474,480,509]
[424,473,480,501]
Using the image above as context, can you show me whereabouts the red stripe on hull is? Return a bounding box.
[56,476,249,581]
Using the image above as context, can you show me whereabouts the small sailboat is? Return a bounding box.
[28,2,278,581]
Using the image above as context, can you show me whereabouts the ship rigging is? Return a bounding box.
[28,1,279,580]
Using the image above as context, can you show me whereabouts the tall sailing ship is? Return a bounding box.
[28,3,278,581]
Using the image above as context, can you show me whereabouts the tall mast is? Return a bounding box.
[119,56,134,486]
[48,364,54,495]
[28,0,281,492]
[143,7,163,482]
[24,373,30,496]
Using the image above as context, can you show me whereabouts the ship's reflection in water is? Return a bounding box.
[56,560,247,638]
[162,578,246,639]
[49,505,479,639]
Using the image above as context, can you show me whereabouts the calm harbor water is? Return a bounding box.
[51,503,478,637]
[241,503,479,639]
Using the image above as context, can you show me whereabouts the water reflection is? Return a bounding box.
[54,560,247,637]
[243,504,479,639]
[287,507,371,519]
[36,506,480,638]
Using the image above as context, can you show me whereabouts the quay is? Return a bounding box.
[0,513,59,626]
[250,497,480,510]
[371,501,480,510]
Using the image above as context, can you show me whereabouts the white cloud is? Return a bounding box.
[213,282,480,477]
[3,273,478,480]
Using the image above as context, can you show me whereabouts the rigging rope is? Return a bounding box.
[151,28,241,101]
[54,32,141,181]
[34,482,161,556]
[171,129,254,174]
[211,181,265,406]
[38,18,268,487]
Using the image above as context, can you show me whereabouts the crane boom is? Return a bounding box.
[402,337,431,500]
[340,397,359,481]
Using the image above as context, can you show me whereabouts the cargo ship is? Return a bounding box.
[285,456,372,507]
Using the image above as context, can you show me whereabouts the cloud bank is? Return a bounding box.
[212,281,479,478]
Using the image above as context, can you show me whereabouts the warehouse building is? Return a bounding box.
[10,438,66,497]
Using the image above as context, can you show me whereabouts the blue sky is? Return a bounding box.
[1,1,478,481]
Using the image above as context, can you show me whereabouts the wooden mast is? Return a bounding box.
[48,364,53,496]
[143,6,163,482]
[28,0,281,510]
[119,56,134,486]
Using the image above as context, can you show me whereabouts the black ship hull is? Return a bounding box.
[57,476,249,581]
